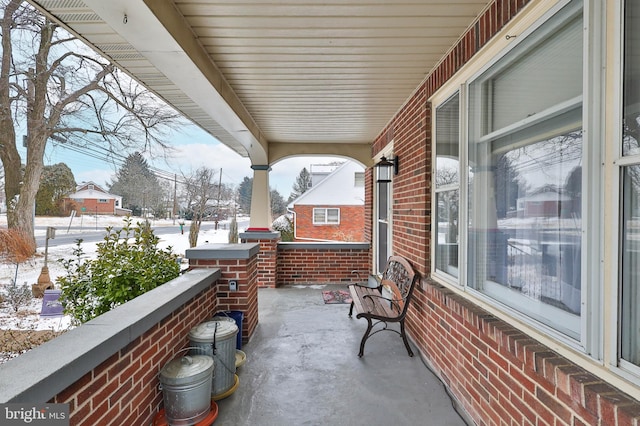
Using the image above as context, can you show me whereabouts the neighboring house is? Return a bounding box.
[516,186,576,218]
[65,182,127,216]
[288,161,365,242]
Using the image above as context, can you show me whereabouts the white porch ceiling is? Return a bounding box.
[30,0,491,166]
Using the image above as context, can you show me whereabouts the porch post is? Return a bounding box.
[248,165,272,231]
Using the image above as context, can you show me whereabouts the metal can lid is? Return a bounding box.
[159,354,214,385]
[188,320,238,342]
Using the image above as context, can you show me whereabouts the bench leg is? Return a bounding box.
[348,301,354,317]
[400,320,414,357]
[358,318,374,357]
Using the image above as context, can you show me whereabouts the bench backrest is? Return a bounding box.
[381,255,418,316]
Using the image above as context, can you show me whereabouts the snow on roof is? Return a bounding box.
[289,161,364,207]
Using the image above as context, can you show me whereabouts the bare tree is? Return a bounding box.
[183,167,218,248]
[0,0,180,245]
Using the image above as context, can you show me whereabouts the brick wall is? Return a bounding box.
[410,280,640,426]
[240,233,279,288]
[277,245,370,286]
[71,198,115,215]
[52,285,217,426]
[189,257,258,346]
[293,204,365,242]
[371,0,640,424]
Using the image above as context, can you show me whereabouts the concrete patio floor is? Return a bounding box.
[214,286,468,426]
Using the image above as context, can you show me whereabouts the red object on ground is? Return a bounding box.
[153,401,219,426]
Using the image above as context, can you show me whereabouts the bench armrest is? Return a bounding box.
[362,293,403,312]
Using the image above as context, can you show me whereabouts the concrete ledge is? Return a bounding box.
[240,231,280,240]
[185,243,260,260]
[0,268,220,403]
[278,242,370,250]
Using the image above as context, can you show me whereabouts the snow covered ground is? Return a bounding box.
[0,215,238,332]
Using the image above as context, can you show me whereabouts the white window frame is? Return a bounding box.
[433,91,462,283]
[374,149,394,275]
[313,208,340,225]
[611,0,640,381]
[430,0,605,359]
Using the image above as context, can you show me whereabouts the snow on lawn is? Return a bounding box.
[0,215,238,332]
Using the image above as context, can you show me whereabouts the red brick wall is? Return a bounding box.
[293,205,365,242]
[413,279,640,425]
[239,235,279,288]
[189,257,258,345]
[71,198,115,215]
[277,247,370,286]
[52,285,217,426]
[371,0,640,424]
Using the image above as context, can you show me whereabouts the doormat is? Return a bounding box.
[322,290,352,304]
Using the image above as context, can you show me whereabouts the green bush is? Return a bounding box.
[57,218,180,324]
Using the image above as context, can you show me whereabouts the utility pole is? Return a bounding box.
[215,168,222,230]
[173,173,177,224]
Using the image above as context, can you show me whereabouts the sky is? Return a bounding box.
[35,122,345,199]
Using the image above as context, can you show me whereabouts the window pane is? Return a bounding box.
[435,93,460,277]
[327,208,339,223]
[468,127,583,335]
[435,190,459,276]
[621,166,640,366]
[436,93,460,188]
[623,0,640,156]
[313,209,326,223]
[490,17,582,133]
[467,1,583,338]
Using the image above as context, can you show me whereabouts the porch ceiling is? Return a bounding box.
[30,0,490,166]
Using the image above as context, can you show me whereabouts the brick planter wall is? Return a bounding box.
[53,284,217,426]
[187,244,259,346]
[0,270,221,426]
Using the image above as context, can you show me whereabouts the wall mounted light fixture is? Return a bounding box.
[375,155,399,183]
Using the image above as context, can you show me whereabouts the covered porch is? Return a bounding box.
[214,285,466,425]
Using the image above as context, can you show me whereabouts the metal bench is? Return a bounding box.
[348,256,418,357]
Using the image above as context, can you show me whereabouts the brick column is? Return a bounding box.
[240,230,280,288]
[185,243,259,345]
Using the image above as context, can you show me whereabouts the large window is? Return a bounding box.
[432,1,585,340]
[435,93,460,278]
[467,3,583,338]
[620,0,640,371]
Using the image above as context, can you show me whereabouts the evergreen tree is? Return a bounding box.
[35,163,76,216]
[109,152,163,217]
[238,176,252,214]
[289,167,311,201]
[271,189,287,217]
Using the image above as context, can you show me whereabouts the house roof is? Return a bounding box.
[69,182,121,200]
[289,161,364,207]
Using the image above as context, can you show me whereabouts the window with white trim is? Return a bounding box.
[620,0,640,372]
[435,93,460,278]
[313,208,340,225]
[432,0,585,340]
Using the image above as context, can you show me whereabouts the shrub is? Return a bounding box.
[57,218,180,324]
[272,214,294,242]
[3,280,32,313]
